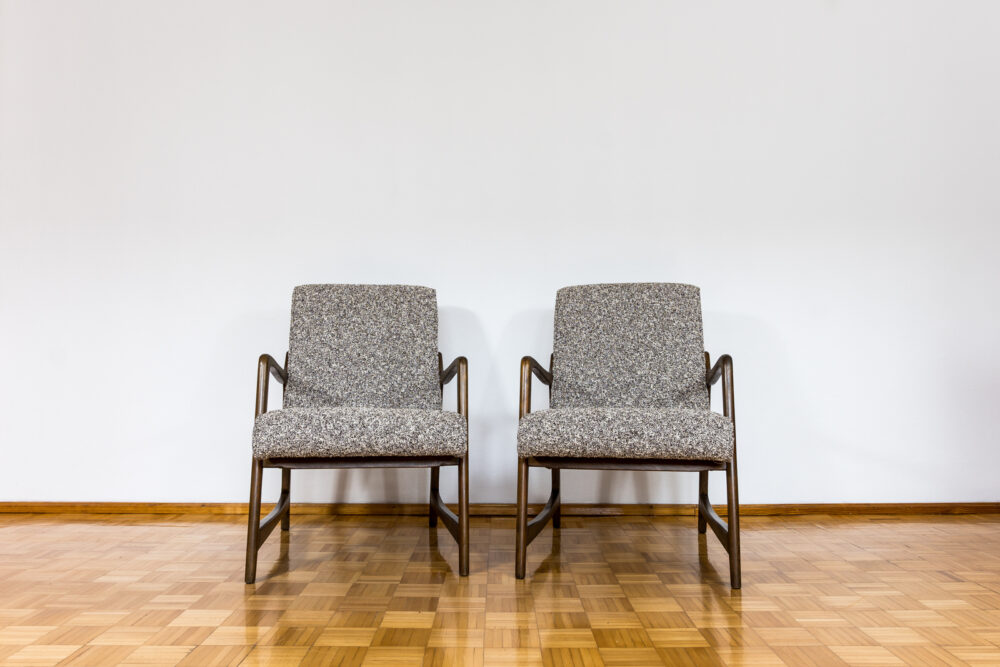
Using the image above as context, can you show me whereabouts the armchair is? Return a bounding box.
[515,283,741,588]
[245,285,470,583]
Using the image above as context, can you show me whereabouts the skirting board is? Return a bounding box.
[1,502,998,516]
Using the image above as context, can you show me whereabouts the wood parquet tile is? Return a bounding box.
[1,513,999,665]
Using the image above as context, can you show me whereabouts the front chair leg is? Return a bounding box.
[727,460,742,589]
[245,458,264,584]
[515,458,529,579]
[458,455,470,576]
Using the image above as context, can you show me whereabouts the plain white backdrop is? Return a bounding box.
[2,0,998,505]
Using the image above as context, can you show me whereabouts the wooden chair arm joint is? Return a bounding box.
[519,355,553,419]
[440,356,467,385]
[255,353,287,418]
[440,356,469,420]
[705,353,736,423]
[706,353,732,387]
[259,354,287,385]
[521,356,553,386]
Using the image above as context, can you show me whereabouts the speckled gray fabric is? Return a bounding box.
[284,285,440,410]
[551,284,708,410]
[518,408,733,461]
[519,284,731,461]
[254,407,468,459]
[256,285,467,460]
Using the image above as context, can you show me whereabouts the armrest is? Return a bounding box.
[519,355,552,419]
[705,353,735,422]
[440,356,466,385]
[706,354,731,387]
[255,353,287,418]
[522,356,553,386]
[440,356,468,420]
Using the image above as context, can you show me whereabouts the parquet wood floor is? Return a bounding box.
[1,513,999,666]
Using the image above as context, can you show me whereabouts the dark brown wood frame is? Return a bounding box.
[245,352,469,584]
[515,352,741,589]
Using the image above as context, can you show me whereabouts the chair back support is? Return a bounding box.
[551,283,708,410]
[284,285,441,409]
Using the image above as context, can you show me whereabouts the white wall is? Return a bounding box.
[2,0,999,506]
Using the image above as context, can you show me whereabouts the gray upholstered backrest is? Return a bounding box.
[550,283,708,410]
[283,285,441,409]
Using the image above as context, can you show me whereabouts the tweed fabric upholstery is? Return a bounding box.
[551,283,708,410]
[284,285,440,410]
[254,407,467,458]
[518,408,733,461]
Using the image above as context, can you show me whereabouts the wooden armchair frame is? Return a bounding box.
[245,352,469,583]
[515,352,741,588]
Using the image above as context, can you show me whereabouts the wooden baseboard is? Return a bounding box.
[1,501,998,516]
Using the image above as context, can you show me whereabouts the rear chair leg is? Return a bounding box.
[429,467,440,527]
[245,459,264,584]
[515,458,529,579]
[280,469,291,531]
[697,470,708,534]
[458,455,470,576]
[551,468,561,529]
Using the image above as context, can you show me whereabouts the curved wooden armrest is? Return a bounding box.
[440,356,469,419]
[707,354,732,386]
[440,356,467,385]
[705,353,735,422]
[255,353,287,417]
[259,354,287,384]
[520,355,553,419]
[522,356,553,386]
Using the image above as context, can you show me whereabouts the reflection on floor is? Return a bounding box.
[0,512,999,665]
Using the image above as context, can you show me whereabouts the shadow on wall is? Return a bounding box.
[208,303,293,502]
[704,308,842,505]
[438,305,510,501]
[439,305,497,414]
[496,308,552,501]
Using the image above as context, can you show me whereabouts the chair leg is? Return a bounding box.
[280,468,291,531]
[245,458,263,584]
[515,458,529,579]
[458,455,470,576]
[429,467,440,527]
[697,470,708,534]
[726,459,741,589]
[551,468,561,529]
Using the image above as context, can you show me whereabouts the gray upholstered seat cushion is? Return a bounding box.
[517,408,733,461]
[254,407,468,459]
